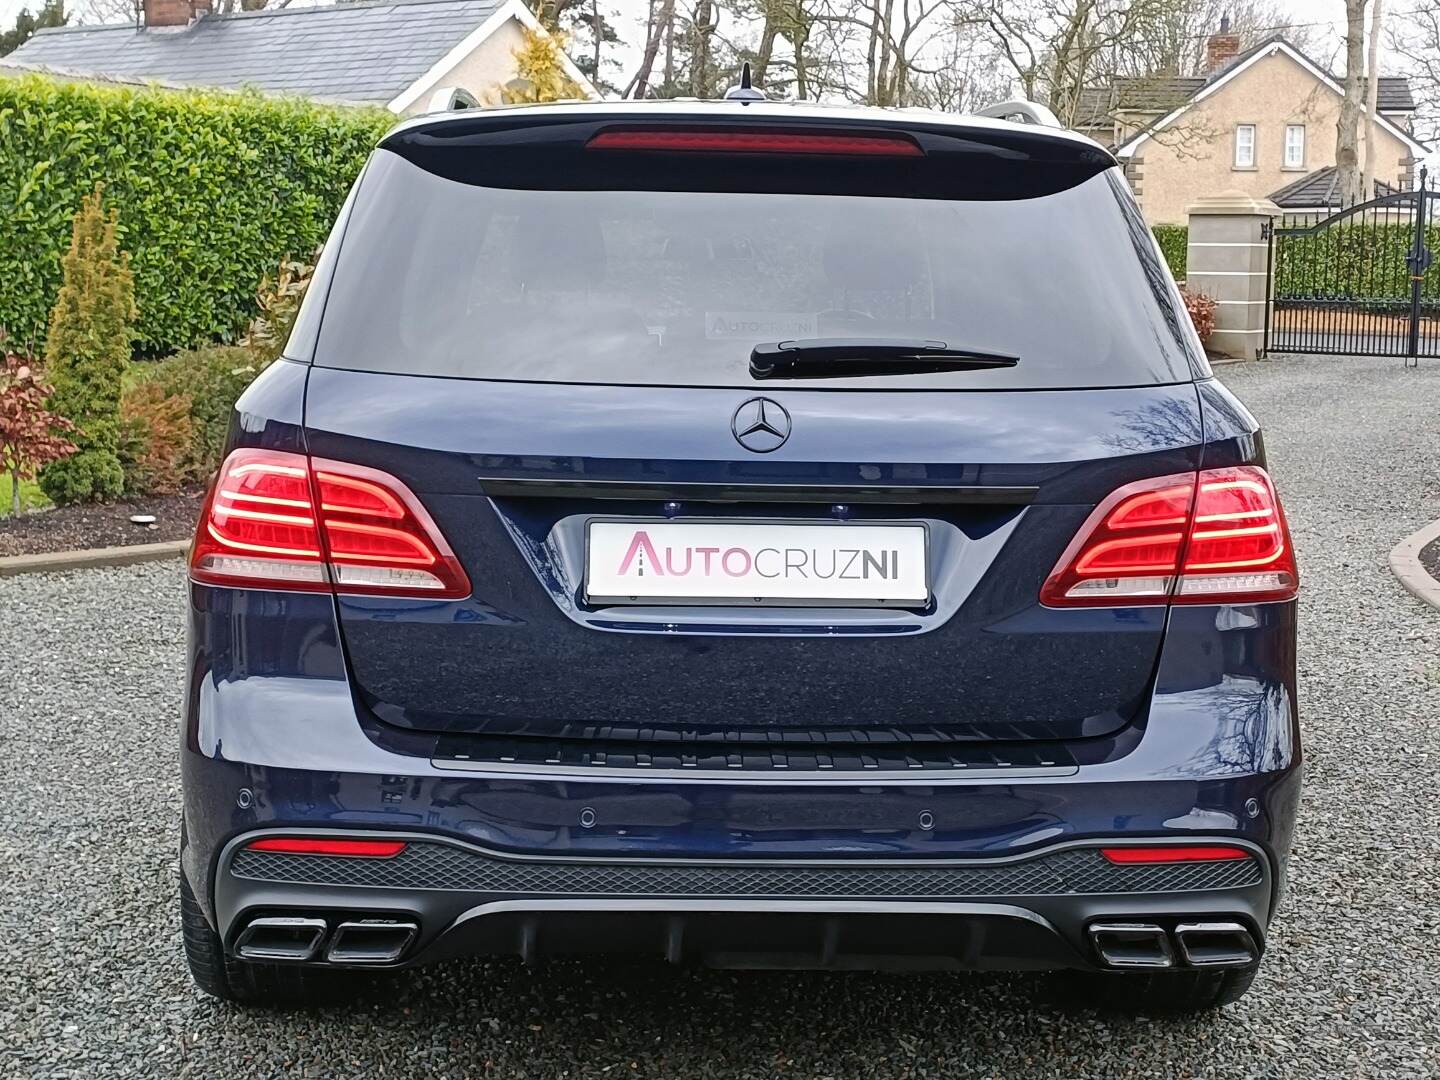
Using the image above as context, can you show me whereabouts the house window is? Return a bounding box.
[1284,125,1305,168]
[1234,124,1256,168]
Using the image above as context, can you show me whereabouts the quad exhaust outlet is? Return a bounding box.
[233,914,419,966]
[1173,921,1259,968]
[234,917,329,962]
[1088,920,1258,970]
[1087,922,1175,969]
[326,919,419,965]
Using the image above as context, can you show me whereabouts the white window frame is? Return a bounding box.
[1234,124,1257,169]
[1284,124,1305,169]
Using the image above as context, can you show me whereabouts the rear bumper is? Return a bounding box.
[212,830,1271,973]
[181,585,1302,975]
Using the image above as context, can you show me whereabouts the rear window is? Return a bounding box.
[312,147,1200,390]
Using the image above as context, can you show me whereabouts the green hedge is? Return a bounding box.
[0,74,391,354]
[1273,223,1440,301]
[1152,225,1187,281]
[1150,221,1439,302]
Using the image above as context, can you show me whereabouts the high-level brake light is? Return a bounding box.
[585,128,925,157]
[1040,465,1297,607]
[190,448,471,599]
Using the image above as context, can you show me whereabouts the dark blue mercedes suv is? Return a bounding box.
[179,98,1301,1013]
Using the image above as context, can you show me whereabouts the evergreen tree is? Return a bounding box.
[39,185,136,505]
[499,27,587,103]
[0,1,67,58]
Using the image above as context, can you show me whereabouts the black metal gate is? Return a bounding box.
[1265,166,1435,364]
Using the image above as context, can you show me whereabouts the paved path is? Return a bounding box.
[1,354,1437,1078]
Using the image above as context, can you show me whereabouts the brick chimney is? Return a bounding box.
[1206,15,1241,73]
[142,0,210,28]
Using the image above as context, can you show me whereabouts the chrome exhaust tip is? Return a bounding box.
[1088,922,1174,969]
[325,919,419,965]
[234,916,328,962]
[1174,921,1258,968]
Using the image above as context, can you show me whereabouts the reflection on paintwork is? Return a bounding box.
[1004,825,1067,849]
[338,596,524,627]
[1164,809,1241,830]
[1216,607,1260,631]
[306,368,1208,473]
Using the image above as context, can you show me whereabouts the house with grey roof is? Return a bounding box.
[1268,165,1398,212]
[3,0,597,115]
[1070,23,1426,224]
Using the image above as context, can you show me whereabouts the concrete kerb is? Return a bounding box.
[1388,517,1440,611]
[0,539,189,577]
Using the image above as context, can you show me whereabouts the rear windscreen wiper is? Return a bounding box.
[749,338,1019,380]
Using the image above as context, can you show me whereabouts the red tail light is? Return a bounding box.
[246,837,407,858]
[190,448,471,599]
[1040,465,1297,607]
[586,128,924,157]
[1100,845,1250,864]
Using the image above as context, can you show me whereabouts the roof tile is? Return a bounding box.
[1270,165,1399,208]
[7,0,504,105]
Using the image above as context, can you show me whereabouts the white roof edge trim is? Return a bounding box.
[382,97,1116,152]
[387,0,598,115]
[1113,41,1428,160]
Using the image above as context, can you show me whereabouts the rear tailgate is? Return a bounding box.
[299,107,1208,752]
[305,373,1204,743]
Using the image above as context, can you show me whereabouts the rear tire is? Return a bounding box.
[180,873,365,1007]
[1055,966,1258,1014]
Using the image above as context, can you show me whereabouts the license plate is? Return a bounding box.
[585,520,928,605]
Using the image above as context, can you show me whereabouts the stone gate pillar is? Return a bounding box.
[1185,192,1281,361]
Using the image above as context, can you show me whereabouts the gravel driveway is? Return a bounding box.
[3,354,1438,1079]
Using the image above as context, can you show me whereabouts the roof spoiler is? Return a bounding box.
[974,99,1061,128]
[425,86,480,114]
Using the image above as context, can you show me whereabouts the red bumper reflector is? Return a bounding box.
[1101,845,1250,864]
[246,837,407,858]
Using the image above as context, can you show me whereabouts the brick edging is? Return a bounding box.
[0,539,189,577]
[1388,517,1440,611]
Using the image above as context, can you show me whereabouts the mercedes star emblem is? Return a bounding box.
[731,397,792,453]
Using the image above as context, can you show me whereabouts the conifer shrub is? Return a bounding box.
[38,186,136,504]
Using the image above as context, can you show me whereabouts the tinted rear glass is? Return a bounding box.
[313,148,1199,389]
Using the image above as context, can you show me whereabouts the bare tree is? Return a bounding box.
[623,0,676,96]
[688,0,721,95]
[807,0,961,106]
[214,0,291,12]
[73,0,295,21]
[592,0,602,73]
[615,0,1339,118]
[904,10,1010,110]
[1336,0,1367,205]
[72,0,138,24]
[979,0,1187,126]
[531,0,579,26]
[741,0,812,94]
[1390,0,1440,143]
[622,0,731,98]
[1109,0,1319,79]
[1362,0,1384,199]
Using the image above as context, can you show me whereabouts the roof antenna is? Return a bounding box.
[724,62,767,102]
